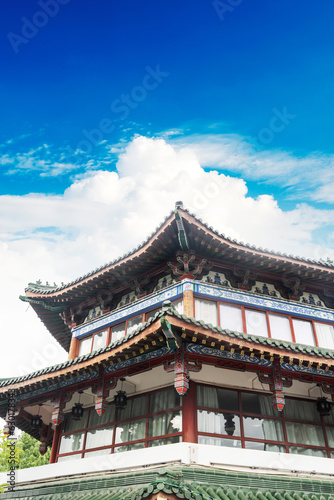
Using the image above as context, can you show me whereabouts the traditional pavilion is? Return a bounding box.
[1,202,334,499]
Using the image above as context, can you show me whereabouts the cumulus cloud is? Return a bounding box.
[2,131,334,204]
[171,134,334,204]
[1,135,333,378]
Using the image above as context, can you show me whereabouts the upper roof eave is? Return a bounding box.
[24,209,177,299]
[180,208,334,272]
[24,205,334,302]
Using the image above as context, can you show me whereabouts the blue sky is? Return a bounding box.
[1,0,334,377]
[1,1,334,200]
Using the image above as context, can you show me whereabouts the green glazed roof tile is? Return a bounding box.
[4,471,334,500]
[1,302,334,392]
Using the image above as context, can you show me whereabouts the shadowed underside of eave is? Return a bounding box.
[1,309,333,402]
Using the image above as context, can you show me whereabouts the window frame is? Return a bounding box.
[196,383,334,458]
[193,296,331,348]
[56,383,334,460]
[77,329,110,357]
[56,386,183,461]
[77,298,183,356]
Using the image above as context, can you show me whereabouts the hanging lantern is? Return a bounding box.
[31,404,43,429]
[72,390,84,421]
[114,378,127,410]
[224,414,235,436]
[316,397,332,417]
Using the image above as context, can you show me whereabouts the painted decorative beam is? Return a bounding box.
[163,343,202,396]
[258,358,293,411]
[50,389,74,425]
[92,375,117,415]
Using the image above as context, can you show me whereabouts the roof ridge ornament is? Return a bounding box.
[27,280,58,291]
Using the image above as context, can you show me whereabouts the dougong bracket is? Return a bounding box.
[167,251,211,281]
[51,389,74,426]
[320,382,334,396]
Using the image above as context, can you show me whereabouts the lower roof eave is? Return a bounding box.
[1,312,334,404]
[1,448,334,499]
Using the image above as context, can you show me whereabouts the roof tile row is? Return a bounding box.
[2,466,334,500]
[25,207,334,295]
[1,303,333,391]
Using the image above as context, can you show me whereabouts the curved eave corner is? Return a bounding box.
[20,295,71,352]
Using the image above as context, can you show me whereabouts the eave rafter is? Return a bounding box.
[2,311,334,408]
[24,207,334,303]
[0,320,166,398]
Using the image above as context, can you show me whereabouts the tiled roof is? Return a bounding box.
[24,211,176,294]
[2,466,334,499]
[1,303,333,393]
[24,205,334,295]
[170,308,334,360]
[0,310,164,389]
[21,204,334,353]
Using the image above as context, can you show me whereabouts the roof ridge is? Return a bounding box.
[25,209,175,294]
[24,203,334,296]
[180,206,334,269]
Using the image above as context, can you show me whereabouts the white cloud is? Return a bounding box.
[170,133,334,204]
[0,135,333,379]
[0,145,81,177]
[2,132,334,205]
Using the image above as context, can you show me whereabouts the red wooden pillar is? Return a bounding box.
[182,381,197,443]
[68,337,79,360]
[49,424,61,464]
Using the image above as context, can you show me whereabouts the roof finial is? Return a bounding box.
[175,201,183,209]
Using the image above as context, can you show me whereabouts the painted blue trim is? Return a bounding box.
[187,343,272,368]
[15,370,100,402]
[104,346,171,373]
[73,285,183,339]
[194,283,334,323]
[72,279,334,341]
[187,344,334,378]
